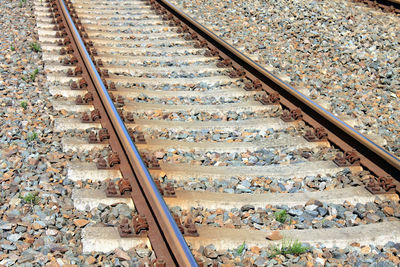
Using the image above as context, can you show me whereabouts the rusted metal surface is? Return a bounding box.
[304,127,328,142]
[366,176,397,194]
[105,178,132,197]
[51,0,196,265]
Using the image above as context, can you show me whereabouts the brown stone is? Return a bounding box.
[305,199,323,207]
[383,207,394,216]
[32,222,44,230]
[266,230,283,241]
[28,158,39,166]
[114,248,131,261]
[388,255,400,264]
[250,246,260,254]
[45,262,60,267]
[350,242,360,247]
[73,219,89,227]
[86,256,96,264]
[361,246,371,254]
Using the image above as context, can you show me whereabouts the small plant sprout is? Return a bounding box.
[30,68,39,81]
[269,239,309,257]
[20,101,28,110]
[19,192,40,205]
[10,45,15,51]
[236,241,246,254]
[30,42,41,52]
[274,209,288,223]
[27,132,38,142]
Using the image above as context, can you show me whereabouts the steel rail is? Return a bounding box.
[371,0,400,10]
[156,0,400,181]
[55,0,197,265]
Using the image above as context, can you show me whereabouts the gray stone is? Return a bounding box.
[15,225,27,233]
[366,213,381,223]
[322,220,335,228]
[317,207,327,217]
[288,209,303,217]
[0,223,13,230]
[1,244,16,251]
[305,204,318,211]
[136,248,151,258]
[7,233,22,242]
[304,210,318,218]
[254,256,266,266]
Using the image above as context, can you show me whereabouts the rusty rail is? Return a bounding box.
[51,0,197,265]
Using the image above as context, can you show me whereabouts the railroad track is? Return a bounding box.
[34,0,400,265]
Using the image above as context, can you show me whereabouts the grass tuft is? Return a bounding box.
[236,241,246,254]
[30,42,41,52]
[30,68,39,82]
[269,239,309,257]
[274,209,288,223]
[20,101,28,110]
[19,192,39,205]
[27,132,38,142]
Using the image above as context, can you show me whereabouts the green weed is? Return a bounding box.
[27,132,38,142]
[274,209,288,223]
[236,241,246,254]
[269,239,309,257]
[20,101,28,110]
[19,192,39,205]
[30,42,41,52]
[30,68,39,81]
[10,45,15,51]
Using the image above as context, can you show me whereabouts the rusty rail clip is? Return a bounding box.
[127,128,146,144]
[304,127,328,142]
[229,67,246,78]
[88,131,99,143]
[244,79,262,91]
[260,92,280,105]
[333,150,360,167]
[204,48,219,57]
[98,128,110,141]
[108,152,120,167]
[366,176,397,194]
[118,215,149,237]
[216,59,232,68]
[194,39,207,48]
[184,217,199,237]
[164,182,176,197]
[280,108,302,122]
[106,178,132,197]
